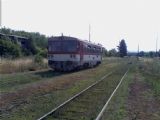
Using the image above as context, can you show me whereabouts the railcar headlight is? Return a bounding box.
[70,54,76,59]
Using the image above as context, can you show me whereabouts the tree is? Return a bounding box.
[117,39,127,57]
[108,49,118,57]
[149,51,155,58]
[103,49,108,57]
[139,51,145,57]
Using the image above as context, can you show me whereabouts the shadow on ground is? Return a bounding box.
[34,70,64,78]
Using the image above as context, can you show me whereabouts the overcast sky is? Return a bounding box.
[1,0,160,51]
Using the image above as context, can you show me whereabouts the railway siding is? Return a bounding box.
[1,58,125,120]
[95,69,129,120]
[100,69,134,120]
[99,59,160,120]
[38,66,129,120]
[0,58,133,120]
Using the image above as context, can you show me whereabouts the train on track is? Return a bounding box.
[48,35,103,71]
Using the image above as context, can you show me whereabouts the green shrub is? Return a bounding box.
[0,39,21,58]
[34,54,43,65]
[39,49,47,58]
[36,47,47,58]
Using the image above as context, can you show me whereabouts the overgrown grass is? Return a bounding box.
[46,66,129,120]
[101,61,136,120]
[100,58,160,120]
[0,57,122,92]
[0,57,48,74]
[0,70,63,92]
[0,57,131,120]
[139,58,160,98]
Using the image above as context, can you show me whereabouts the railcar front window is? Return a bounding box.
[51,41,61,52]
[62,41,77,52]
[49,40,78,52]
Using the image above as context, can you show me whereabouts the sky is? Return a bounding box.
[1,0,160,52]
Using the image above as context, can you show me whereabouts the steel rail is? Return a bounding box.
[95,69,129,120]
[37,71,113,120]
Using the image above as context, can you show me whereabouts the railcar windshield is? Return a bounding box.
[49,40,78,52]
[49,41,61,52]
[62,41,77,52]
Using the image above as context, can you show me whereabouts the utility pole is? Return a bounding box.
[89,24,91,42]
[156,33,158,57]
[137,44,139,60]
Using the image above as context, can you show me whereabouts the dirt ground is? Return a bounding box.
[0,73,85,113]
[127,72,160,120]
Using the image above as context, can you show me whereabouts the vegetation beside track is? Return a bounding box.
[45,65,129,120]
[101,62,136,120]
[2,57,159,120]
[0,57,128,120]
[139,58,160,99]
[101,58,160,120]
[0,57,48,74]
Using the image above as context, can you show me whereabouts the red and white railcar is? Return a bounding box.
[48,35,103,71]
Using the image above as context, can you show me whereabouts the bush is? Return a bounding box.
[34,54,43,65]
[39,48,47,58]
[0,39,21,58]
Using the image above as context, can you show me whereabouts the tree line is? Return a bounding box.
[103,39,160,58]
[0,27,159,58]
[103,39,128,57]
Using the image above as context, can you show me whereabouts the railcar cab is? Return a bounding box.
[48,36,80,54]
[48,36,81,71]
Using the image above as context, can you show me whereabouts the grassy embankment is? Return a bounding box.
[140,58,160,98]
[0,57,130,120]
[102,58,160,120]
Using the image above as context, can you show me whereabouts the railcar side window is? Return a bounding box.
[87,45,91,53]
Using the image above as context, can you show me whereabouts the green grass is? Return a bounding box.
[0,70,62,92]
[0,57,126,92]
[101,62,136,120]
[101,58,160,120]
[139,58,160,98]
[46,66,129,120]
[0,57,134,120]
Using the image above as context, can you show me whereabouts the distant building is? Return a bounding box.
[0,33,29,49]
[0,33,5,38]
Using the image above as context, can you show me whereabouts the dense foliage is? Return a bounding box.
[0,27,48,58]
[0,39,21,58]
[103,49,119,57]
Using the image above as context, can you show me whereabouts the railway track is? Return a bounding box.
[37,67,129,120]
